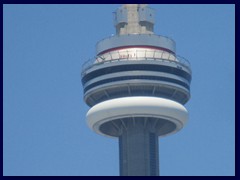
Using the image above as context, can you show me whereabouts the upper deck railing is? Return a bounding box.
[82,49,191,76]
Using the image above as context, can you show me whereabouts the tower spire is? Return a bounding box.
[114,4,155,35]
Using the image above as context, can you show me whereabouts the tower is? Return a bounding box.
[81,4,191,176]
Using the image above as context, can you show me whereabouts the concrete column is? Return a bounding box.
[119,120,159,176]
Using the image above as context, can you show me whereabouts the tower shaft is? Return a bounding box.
[119,120,159,176]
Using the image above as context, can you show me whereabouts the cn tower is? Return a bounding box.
[81,4,192,176]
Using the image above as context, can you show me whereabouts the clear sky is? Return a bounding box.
[3,4,235,176]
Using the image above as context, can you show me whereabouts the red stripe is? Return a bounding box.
[97,45,175,55]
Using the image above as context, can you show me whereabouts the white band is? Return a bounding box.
[87,96,188,138]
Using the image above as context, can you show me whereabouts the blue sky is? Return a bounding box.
[3,4,235,176]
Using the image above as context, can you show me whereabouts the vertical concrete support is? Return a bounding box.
[119,120,159,176]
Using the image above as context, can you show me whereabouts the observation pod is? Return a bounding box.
[81,4,192,176]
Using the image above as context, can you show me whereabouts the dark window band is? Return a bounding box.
[84,75,190,93]
[82,64,191,85]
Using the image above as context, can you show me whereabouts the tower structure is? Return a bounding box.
[81,4,192,176]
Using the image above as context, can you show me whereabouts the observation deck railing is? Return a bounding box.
[82,49,191,76]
